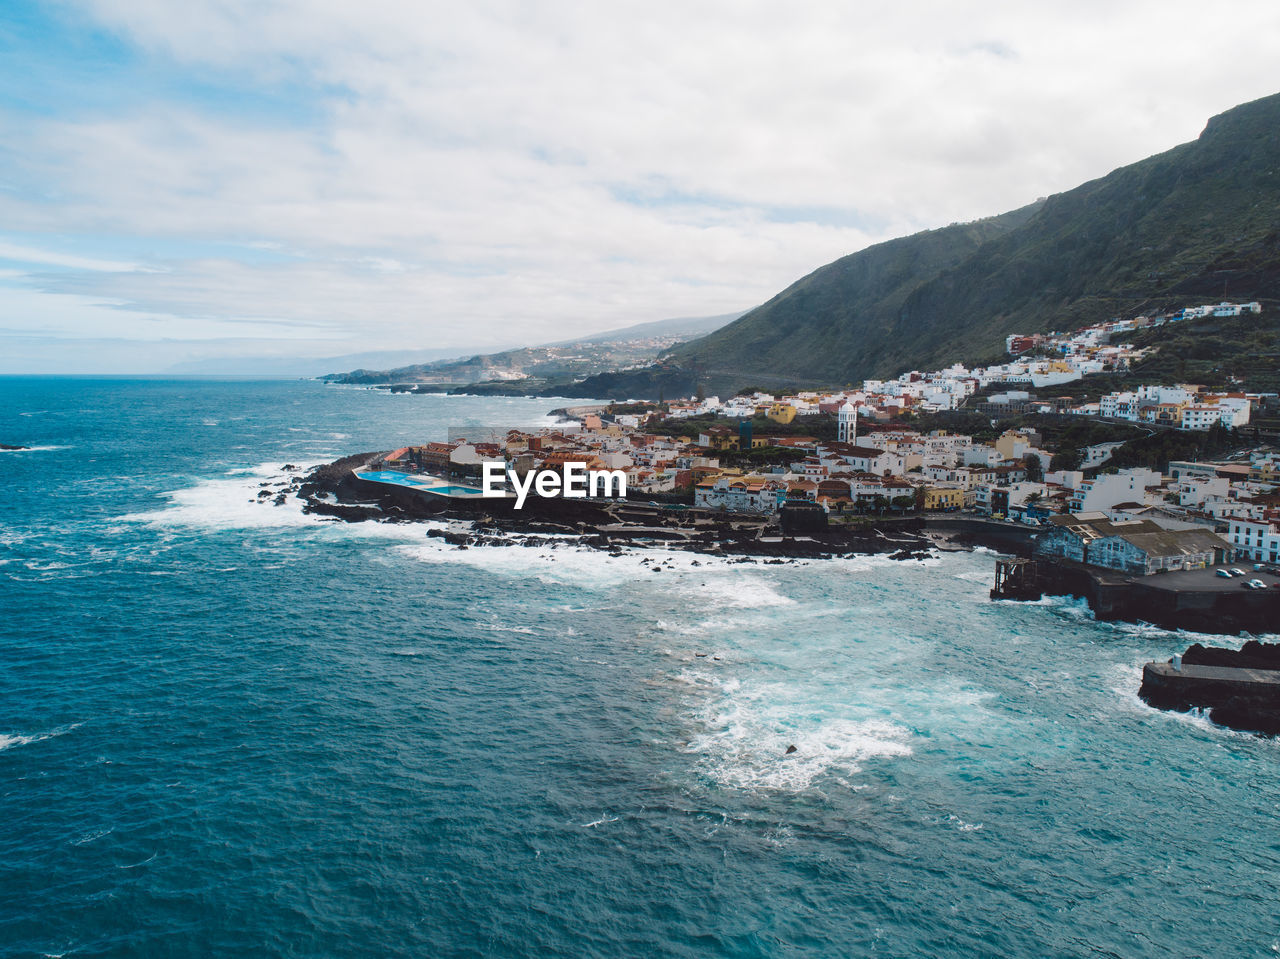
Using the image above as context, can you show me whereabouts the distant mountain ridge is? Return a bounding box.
[323,311,743,386]
[664,91,1280,388]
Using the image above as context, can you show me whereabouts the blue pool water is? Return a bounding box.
[426,484,485,496]
[358,469,436,485]
[2,378,1279,958]
[359,470,485,496]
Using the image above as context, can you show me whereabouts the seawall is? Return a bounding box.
[924,517,1037,556]
[993,556,1280,635]
[1141,660,1280,735]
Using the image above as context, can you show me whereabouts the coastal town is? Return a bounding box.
[337,300,1280,733]
[360,300,1279,581]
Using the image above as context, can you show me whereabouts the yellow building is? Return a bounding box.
[765,403,797,425]
[923,487,965,511]
[698,428,738,451]
[994,430,1032,460]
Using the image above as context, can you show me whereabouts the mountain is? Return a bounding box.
[322,311,743,386]
[165,346,490,377]
[545,312,743,346]
[666,91,1280,388]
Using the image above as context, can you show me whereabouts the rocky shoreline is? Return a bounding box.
[284,452,949,561]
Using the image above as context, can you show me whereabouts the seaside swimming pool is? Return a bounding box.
[356,469,486,497]
[425,484,486,496]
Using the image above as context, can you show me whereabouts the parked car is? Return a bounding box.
[1216,569,1234,578]
[1248,579,1267,590]
[1230,568,1246,577]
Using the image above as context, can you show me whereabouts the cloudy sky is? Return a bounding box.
[3,1,1279,373]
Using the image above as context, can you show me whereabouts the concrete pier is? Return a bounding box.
[1141,660,1280,735]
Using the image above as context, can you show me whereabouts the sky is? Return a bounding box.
[2,1,1279,374]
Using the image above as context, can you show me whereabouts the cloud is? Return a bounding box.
[0,241,145,273]
[3,0,1280,370]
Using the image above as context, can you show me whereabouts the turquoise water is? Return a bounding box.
[359,470,440,484]
[2,378,1279,958]
[358,471,485,497]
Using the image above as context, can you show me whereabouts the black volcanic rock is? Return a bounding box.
[1182,640,1280,671]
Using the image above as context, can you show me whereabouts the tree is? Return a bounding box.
[1022,453,1044,483]
[1051,447,1082,471]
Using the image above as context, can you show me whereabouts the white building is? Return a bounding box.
[836,401,858,444]
[1067,468,1162,514]
[694,476,783,513]
[1228,517,1280,563]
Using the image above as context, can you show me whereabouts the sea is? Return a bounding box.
[1,377,1278,959]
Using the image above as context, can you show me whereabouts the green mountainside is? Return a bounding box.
[665,91,1280,388]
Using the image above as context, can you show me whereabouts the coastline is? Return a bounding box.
[290,452,1035,562]
[291,451,1274,640]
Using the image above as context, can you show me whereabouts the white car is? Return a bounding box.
[1230,568,1246,577]
[1216,569,1233,578]
[1247,579,1266,590]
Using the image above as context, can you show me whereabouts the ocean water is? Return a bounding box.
[2,378,1278,959]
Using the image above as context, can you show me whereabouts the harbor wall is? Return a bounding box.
[993,556,1280,635]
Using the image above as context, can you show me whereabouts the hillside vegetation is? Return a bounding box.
[665,91,1280,388]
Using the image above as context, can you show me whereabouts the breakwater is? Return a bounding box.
[1141,641,1280,735]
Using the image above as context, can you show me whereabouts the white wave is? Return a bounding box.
[116,461,437,543]
[822,552,906,574]
[121,470,313,530]
[0,723,80,753]
[393,537,745,591]
[677,575,795,609]
[580,815,619,828]
[24,561,69,572]
[477,623,537,635]
[685,708,913,791]
[929,813,983,832]
[116,461,377,535]
[0,444,67,452]
[70,826,114,846]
